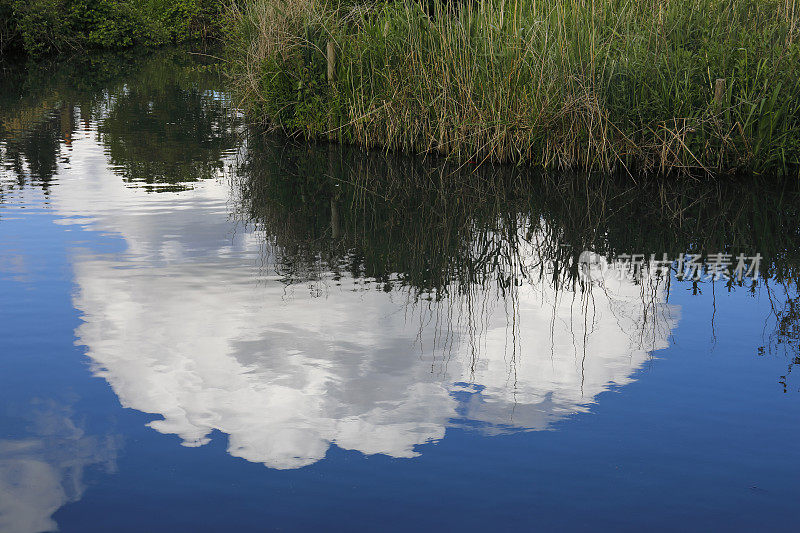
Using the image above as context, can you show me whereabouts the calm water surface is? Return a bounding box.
[1,51,799,532]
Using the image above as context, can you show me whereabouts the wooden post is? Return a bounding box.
[714,78,726,108]
[326,41,335,84]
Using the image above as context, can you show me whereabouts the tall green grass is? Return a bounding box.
[225,0,800,177]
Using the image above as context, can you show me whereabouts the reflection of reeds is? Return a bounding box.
[233,136,800,374]
[760,278,800,392]
[235,135,800,288]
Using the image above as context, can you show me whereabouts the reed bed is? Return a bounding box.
[225,0,800,177]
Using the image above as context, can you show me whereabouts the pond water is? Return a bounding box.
[1,50,799,532]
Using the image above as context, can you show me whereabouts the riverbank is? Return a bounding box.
[225,0,800,178]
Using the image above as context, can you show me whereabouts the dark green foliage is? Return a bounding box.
[156,0,225,41]
[0,0,225,58]
[0,1,21,56]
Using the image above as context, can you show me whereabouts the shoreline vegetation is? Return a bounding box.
[225,0,800,178]
[3,1,799,179]
[0,0,223,58]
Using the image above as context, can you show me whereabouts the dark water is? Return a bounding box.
[1,50,800,532]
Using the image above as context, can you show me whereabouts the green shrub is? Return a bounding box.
[10,0,74,56]
[0,0,225,58]
[0,0,22,56]
[69,0,168,49]
[155,0,225,41]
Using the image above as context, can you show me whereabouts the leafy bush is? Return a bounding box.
[155,0,225,41]
[0,0,22,56]
[0,0,224,58]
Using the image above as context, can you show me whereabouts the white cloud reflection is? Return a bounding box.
[0,402,118,533]
[54,137,679,470]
